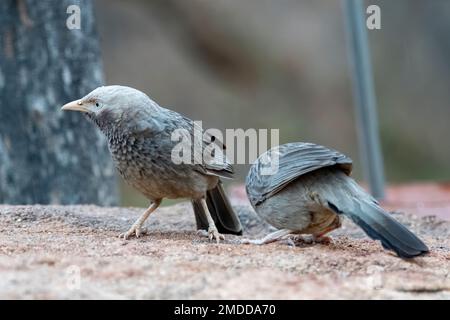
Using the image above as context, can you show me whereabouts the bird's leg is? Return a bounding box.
[289,219,339,245]
[309,215,341,244]
[119,199,161,240]
[310,226,337,244]
[241,229,294,245]
[199,198,224,243]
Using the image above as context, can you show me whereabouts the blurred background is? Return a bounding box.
[95,0,450,206]
[1,0,449,207]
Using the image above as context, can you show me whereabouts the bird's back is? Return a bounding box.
[250,146,429,258]
[255,167,346,232]
[246,142,352,207]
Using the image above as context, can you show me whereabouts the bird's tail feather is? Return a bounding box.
[338,197,429,258]
[192,182,243,235]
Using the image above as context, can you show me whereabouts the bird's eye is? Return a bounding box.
[95,102,100,107]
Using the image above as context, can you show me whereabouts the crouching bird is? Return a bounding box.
[62,85,242,242]
[244,142,429,258]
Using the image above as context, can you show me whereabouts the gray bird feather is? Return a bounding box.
[66,85,242,235]
[246,142,428,258]
[246,142,352,206]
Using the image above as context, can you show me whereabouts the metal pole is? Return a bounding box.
[343,0,385,199]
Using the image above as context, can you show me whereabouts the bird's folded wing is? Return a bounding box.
[195,121,234,178]
[162,107,234,179]
[246,142,352,205]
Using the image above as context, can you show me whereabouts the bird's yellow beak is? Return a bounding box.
[61,100,90,113]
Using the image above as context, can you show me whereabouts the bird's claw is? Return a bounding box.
[118,225,148,240]
[196,228,224,243]
[208,227,224,243]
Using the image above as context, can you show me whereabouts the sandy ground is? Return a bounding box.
[0,202,449,299]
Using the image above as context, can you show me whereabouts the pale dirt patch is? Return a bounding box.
[0,202,449,299]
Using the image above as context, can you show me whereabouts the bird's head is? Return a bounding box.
[61,85,161,133]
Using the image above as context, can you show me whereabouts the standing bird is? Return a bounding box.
[61,85,242,242]
[244,142,429,258]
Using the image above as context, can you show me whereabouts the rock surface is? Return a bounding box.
[0,203,449,299]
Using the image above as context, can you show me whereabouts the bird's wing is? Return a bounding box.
[192,119,234,178]
[246,142,352,206]
[162,107,234,179]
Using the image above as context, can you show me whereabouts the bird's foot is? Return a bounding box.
[241,229,294,246]
[209,227,225,243]
[197,228,225,243]
[208,227,225,243]
[288,234,332,245]
[118,225,148,240]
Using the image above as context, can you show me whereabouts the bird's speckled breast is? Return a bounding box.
[107,132,217,201]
